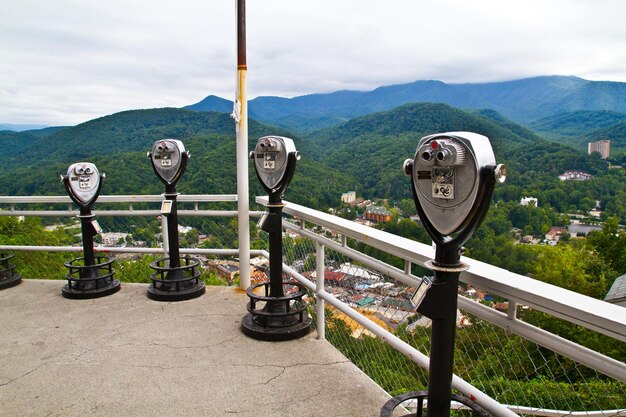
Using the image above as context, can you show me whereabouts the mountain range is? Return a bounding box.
[0,100,617,207]
[4,75,626,154]
[0,74,624,217]
[186,76,626,132]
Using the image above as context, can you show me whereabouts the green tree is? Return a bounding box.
[527,245,609,298]
[585,216,626,276]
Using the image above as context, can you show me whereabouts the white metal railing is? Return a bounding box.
[0,195,264,283]
[1,194,624,416]
[258,198,626,344]
[256,197,626,417]
[278,216,626,381]
[0,194,241,217]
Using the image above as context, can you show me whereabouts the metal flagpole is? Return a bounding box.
[233,0,251,290]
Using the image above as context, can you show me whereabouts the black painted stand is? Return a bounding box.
[0,252,21,290]
[417,248,467,417]
[147,187,205,301]
[63,208,120,299]
[241,194,311,341]
[382,166,497,417]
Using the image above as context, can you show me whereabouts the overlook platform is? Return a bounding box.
[0,280,394,417]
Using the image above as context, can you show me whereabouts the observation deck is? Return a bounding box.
[0,194,624,416]
[0,280,392,417]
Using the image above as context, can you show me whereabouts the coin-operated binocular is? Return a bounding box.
[241,136,311,341]
[61,162,120,299]
[146,139,205,301]
[382,132,505,417]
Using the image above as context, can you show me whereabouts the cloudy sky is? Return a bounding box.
[1,0,625,126]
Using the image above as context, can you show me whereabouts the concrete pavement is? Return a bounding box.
[0,280,395,417]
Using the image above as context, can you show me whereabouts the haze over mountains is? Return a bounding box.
[3,75,626,152]
[186,76,626,132]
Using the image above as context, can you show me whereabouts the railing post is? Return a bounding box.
[507,301,517,320]
[316,242,325,340]
[404,259,412,275]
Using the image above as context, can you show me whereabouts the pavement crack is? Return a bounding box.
[298,386,325,404]
[229,360,351,386]
[208,333,241,348]
[264,366,287,385]
[0,363,44,387]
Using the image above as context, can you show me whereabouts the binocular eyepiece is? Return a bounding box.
[148,139,188,188]
[258,137,277,151]
[74,164,93,176]
[416,139,466,167]
[251,136,299,197]
[155,141,172,153]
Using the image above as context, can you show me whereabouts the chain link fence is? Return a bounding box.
[281,219,626,415]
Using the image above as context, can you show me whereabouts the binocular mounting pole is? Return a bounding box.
[241,136,311,341]
[147,139,205,301]
[61,162,119,299]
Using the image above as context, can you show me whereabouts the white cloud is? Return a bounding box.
[1,0,625,125]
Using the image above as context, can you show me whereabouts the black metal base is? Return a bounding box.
[241,311,311,341]
[147,256,205,302]
[0,274,22,290]
[241,281,312,341]
[380,391,491,417]
[63,255,119,300]
[0,253,21,290]
[147,282,206,301]
[62,279,121,299]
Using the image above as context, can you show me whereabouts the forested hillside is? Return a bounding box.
[301,103,533,199]
[1,102,625,221]
[0,108,351,209]
[529,110,626,138]
[301,103,626,220]
[0,130,40,155]
[528,110,626,156]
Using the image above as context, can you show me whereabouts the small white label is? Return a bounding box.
[432,183,454,199]
[91,220,102,234]
[263,160,275,169]
[79,181,90,189]
[161,200,173,214]
[411,276,432,309]
[161,159,172,166]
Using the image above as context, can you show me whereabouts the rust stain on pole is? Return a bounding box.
[237,0,247,70]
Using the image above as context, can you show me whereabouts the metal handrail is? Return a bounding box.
[259,197,626,343]
[278,216,626,382]
[0,194,263,218]
[0,245,263,257]
[0,194,238,204]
